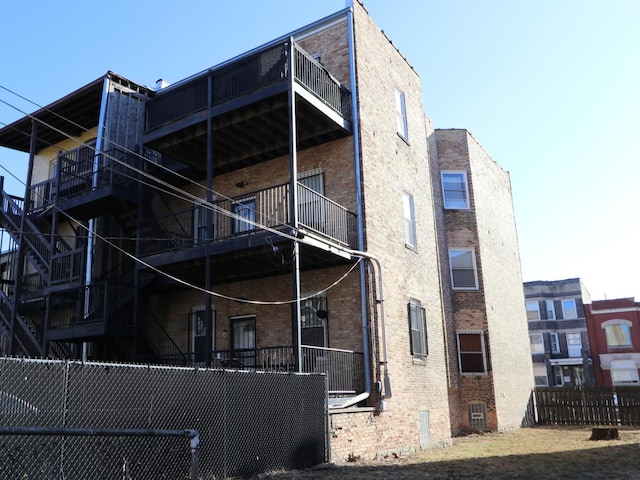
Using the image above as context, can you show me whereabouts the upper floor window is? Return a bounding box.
[526,301,541,321]
[561,299,578,319]
[457,331,488,375]
[402,191,417,248]
[394,86,408,141]
[549,332,561,353]
[529,333,545,354]
[602,320,632,348]
[408,300,428,358]
[441,172,470,209]
[449,249,478,289]
[546,300,556,320]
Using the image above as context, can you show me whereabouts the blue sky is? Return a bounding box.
[1,1,638,300]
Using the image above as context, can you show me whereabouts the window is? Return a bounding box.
[533,363,549,386]
[301,294,328,348]
[611,359,640,385]
[546,300,556,320]
[232,316,256,367]
[561,299,578,319]
[603,320,632,347]
[526,301,541,321]
[394,86,408,140]
[529,333,545,354]
[449,249,478,289]
[232,197,256,233]
[566,332,582,357]
[457,331,487,374]
[441,172,470,209]
[554,366,564,386]
[549,332,560,353]
[408,301,428,358]
[402,191,417,248]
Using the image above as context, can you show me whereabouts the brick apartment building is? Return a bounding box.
[585,297,640,386]
[0,0,533,460]
[524,278,595,387]
[433,129,533,434]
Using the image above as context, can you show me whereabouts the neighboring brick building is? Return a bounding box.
[585,297,640,387]
[524,278,595,387]
[432,129,534,434]
[0,0,532,461]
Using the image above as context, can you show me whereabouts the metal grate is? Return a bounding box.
[418,411,430,446]
[468,403,487,428]
[0,357,327,478]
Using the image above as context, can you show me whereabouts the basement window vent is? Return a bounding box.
[468,403,487,428]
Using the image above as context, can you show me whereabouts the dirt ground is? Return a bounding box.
[260,426,640,479]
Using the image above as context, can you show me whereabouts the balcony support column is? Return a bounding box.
[204,74,215,368]
[287,39,302,373]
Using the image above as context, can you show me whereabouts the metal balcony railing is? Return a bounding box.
[140,182,357,256]
[210,345,364,395]
[146,41,351,131]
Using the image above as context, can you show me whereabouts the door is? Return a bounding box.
[232,197,256,233]
[232,316,256,366]
[298,171,325,233]
[190,307,214,364]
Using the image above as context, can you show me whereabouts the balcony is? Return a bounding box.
[31,146,143,219]
[175,345,365,396]
[140,181,357,281]
[144,41,352,177]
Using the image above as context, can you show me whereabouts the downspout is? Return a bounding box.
[82,76,110,360]
[329,5,391,410]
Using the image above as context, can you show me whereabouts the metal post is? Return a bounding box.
[287,39,302,373]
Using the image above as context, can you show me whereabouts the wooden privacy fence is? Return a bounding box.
[535,387,640,426]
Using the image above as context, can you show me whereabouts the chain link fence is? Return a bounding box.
[0,357,327,479]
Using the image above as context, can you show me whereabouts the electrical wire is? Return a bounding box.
[0,88,362,304]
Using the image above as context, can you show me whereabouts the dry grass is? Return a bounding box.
[262,426,640,479]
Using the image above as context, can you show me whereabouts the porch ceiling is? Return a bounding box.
[146,239,354,289]
[144,92,351,176]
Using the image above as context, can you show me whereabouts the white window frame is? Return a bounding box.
[554,366,564,386]
[549,332,561,353]
[561,299,578,319]
[394,86,408,141]
[545,300,556,320]
[533,363,549,387]
[441,171,470,210]
[611,367,640,385]
[456,330,488,375]
[402,191,417,248]
[526,301,541,321]
[602,319,633,348]
[529,333,545,354]
[449,248,479,290]
[566,332,582,357]
[408,300,428,358]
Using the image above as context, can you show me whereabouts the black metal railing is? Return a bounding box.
[48,282,135,330]
[211,345,364,394]
[140,182,356,256]
[139,306,189,366]
[56,145,142,201]
[50,248,84,285]
[146,41,350,131]
[294,47,352,118]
